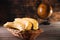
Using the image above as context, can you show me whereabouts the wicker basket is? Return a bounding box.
[7,28,43,40]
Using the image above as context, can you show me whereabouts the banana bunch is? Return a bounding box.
[4,18,39,31]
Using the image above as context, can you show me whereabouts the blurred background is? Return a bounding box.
[0,0,60,40]
[0,0,60,25]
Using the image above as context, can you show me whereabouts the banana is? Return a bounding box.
[4,22,14,28]
[13,22,25,31]
[14,18,32,30]
[22,18,39,30]
[4,18,39,31]
[4,22,25,31]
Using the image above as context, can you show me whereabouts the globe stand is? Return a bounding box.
[40,19,50,25]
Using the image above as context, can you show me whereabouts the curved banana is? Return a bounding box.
[4,22,14,28]
[13,22,25,31]
[4,22,25,31]
[22,18,39,30]
[4,18,39,31]
[14,18,32,30]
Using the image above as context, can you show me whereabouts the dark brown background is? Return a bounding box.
[0,0,60,24]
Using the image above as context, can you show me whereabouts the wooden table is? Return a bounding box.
[0,24,60,40]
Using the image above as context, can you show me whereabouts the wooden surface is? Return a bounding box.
[0,24,60,40]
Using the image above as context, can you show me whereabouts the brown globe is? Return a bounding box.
[37,4,53,19]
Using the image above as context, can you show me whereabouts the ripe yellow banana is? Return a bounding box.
[4,18,39,31]
[4,22,14,28]
[22,18,39,30]
[13,22,25,31]
[4,22,25,31]
[14,18,32,30]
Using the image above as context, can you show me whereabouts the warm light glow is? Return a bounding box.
[48,9,53,17]
[40,8,42,13]
[50,9,53,13]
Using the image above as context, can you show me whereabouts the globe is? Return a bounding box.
[37,3,53,19]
